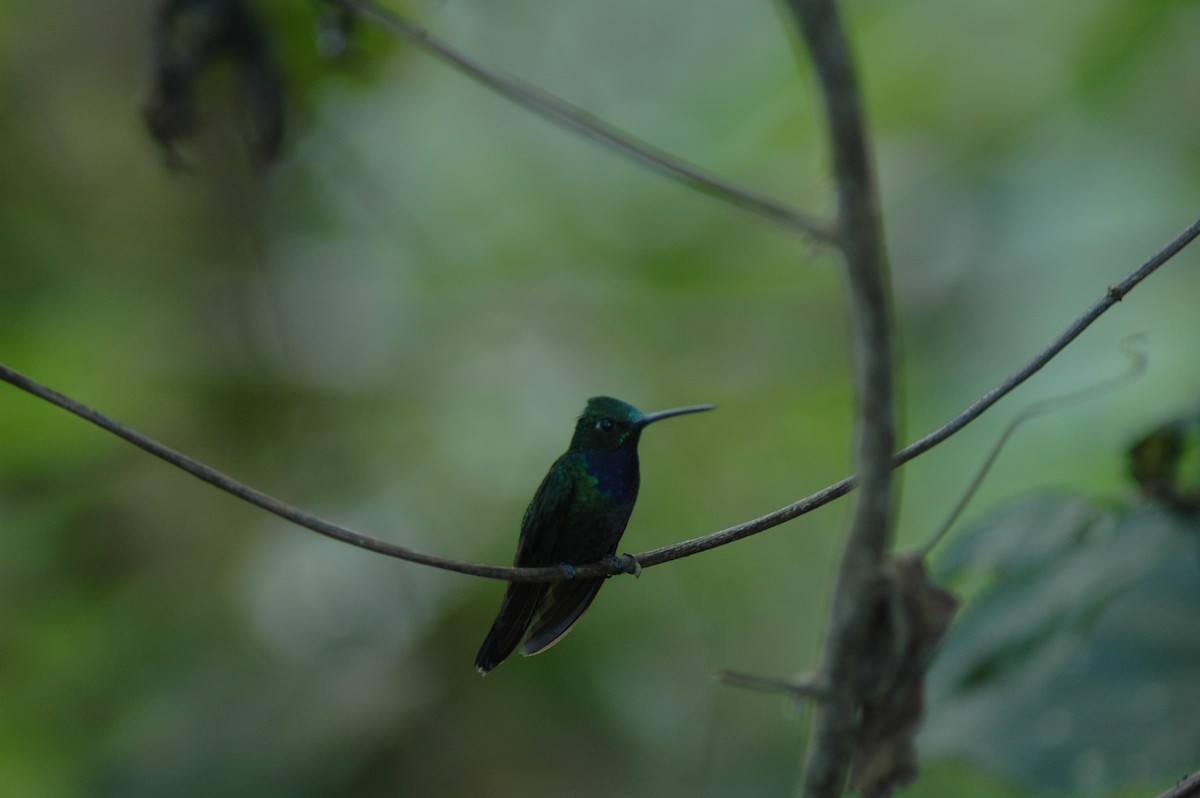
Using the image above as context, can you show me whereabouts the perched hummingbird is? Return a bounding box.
[475,396,713,674]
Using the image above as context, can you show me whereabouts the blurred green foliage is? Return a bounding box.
[925,492,1200,794]
[1,0,1198,795]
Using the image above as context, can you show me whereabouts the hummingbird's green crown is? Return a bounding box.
[569,396,643,453]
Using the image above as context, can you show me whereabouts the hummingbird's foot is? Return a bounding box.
[556,563,578,581]
[607,553,642,578]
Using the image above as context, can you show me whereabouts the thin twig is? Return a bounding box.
[716,670,827,700]
[326,0,835,243]
[0,363,557,582]
[1158,771,1200,798]
[0,216,1193,582]
[890,218,1200,466]
[635,212,1200,568]
[782,1,897,795]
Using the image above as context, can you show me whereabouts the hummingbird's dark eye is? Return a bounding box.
[597,417,615,433]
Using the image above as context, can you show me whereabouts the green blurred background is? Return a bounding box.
[1,0,1198,795]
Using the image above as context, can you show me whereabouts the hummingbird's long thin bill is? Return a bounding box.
[637,404,716,426]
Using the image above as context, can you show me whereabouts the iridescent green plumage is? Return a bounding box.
[475,396,712,674]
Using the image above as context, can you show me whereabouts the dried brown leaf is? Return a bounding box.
[849,554,958,798]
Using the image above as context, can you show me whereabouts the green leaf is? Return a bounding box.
[921,494,1200,793]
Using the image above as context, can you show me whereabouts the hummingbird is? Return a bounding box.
[475,396,713,674]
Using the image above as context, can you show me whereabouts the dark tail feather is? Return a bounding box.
[520,578,605,657]
[475,582,545,674]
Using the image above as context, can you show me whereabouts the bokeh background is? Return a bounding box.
[2,0,1198,795]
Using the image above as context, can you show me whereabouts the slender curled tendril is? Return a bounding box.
[916,338,1149,559]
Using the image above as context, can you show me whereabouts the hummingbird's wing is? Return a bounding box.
[512,453,577,566]
[515,452,607,656]
[519,576,607,657]
[474,455,577,673]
